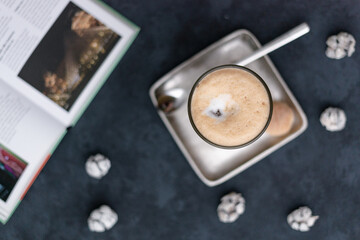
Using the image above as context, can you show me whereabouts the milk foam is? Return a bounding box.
[203,94,239,122]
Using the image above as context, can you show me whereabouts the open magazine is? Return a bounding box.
[0,0,139,223]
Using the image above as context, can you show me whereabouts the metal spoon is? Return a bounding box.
[157,23,310,113]
[237,23,310,66]
[157,88,186,114]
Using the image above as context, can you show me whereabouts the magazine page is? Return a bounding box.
[0,79,65,221]
[0,0,139,126]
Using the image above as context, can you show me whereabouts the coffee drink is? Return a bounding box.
[188,65,272,147]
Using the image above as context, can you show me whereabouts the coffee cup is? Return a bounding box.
[188,64,273,149]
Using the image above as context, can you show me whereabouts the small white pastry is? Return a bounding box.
[320,107,346,132]
[217,192,245,223]
[287,206,319,232]
[85,154,111,179]
[88,205,118,232]
[325,32,356,59]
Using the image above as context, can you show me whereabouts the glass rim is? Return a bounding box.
[187,64,273,149]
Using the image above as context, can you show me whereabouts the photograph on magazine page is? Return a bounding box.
[18,2,121,111]
[0,146,27,202]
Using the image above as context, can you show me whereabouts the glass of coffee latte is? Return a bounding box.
[188,65,273,149]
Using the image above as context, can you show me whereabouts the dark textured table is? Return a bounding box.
[1,0,360,239]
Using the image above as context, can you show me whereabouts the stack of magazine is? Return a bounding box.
[0,0,139,223]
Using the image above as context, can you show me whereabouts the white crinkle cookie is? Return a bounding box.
[217,192,245,223]
[85,154,111,179]
[287,206,319,232]
[326,32,356,59]
[88,205,118,232]
[320,107,346,132]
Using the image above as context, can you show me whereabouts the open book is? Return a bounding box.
[0,0,139,223]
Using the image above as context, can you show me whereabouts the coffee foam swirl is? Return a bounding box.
[203,94,239,122]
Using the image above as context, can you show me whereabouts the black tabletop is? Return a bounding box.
[1,0,359,239]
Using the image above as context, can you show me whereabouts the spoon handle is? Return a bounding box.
[237,23,310,66]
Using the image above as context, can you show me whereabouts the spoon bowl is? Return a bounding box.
[157,88,186,114]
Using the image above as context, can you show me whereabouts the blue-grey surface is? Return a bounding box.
[1,0,360,239]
